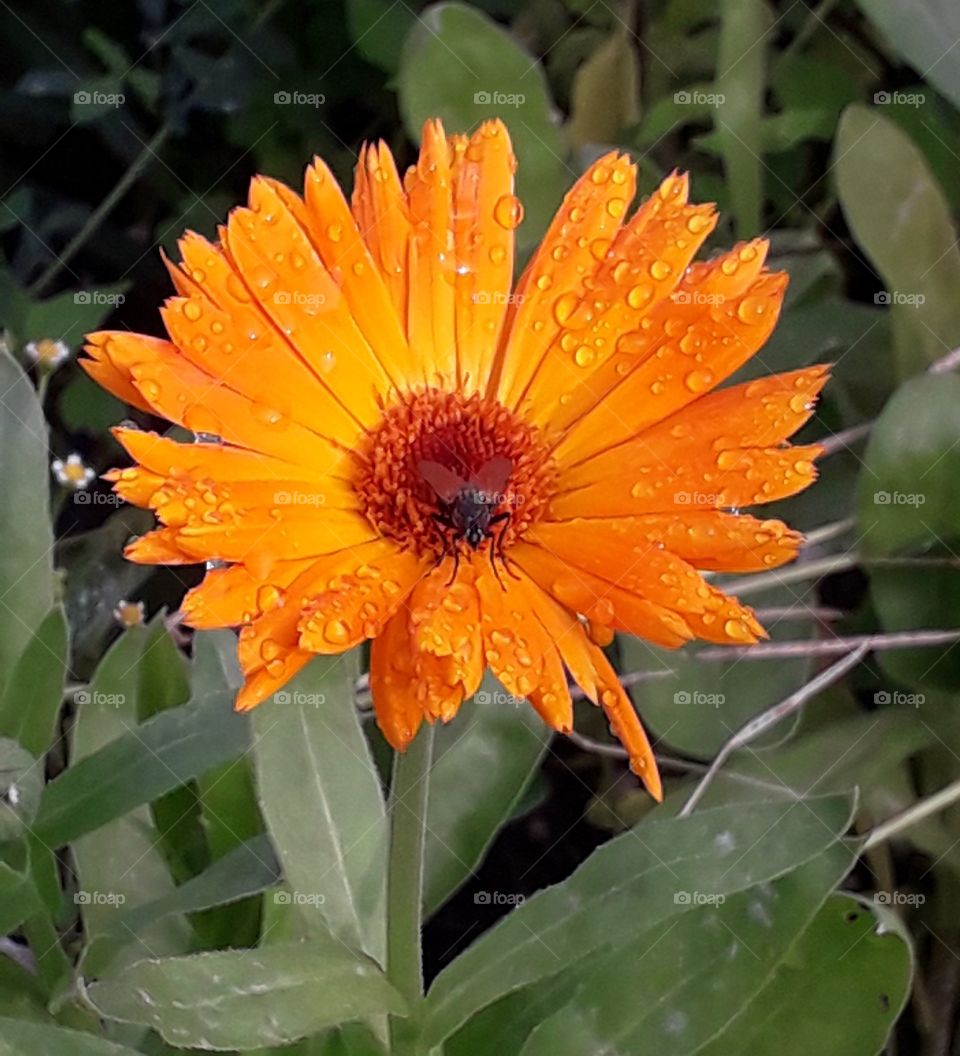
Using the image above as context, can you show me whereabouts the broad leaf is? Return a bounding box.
[421,793,854,1046]
[85,941,406,1051]
[0,1018,144,1055]
[835,105,960,375]
[0,607,68,757]
[0,349,54,699]
[253,653,387,960]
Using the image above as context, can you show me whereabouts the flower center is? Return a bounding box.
[356,388,555,559]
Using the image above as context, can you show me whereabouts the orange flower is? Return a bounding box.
[84,119,826,801]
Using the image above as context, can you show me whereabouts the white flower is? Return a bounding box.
[113,600,145,628]
[25,338,71,370]
[52,453,96,489]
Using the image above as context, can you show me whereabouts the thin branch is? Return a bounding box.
[863,777,960,851]
[678,643,871,817]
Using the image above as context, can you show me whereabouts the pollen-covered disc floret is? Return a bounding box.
[84,115,828,802]
[356,387,555,558]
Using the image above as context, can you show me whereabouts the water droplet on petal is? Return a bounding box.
[493,194,524,229]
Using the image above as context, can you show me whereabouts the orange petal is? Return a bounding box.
[351,141,411,330]
[518,174,719,428]
[181,559,314,629]
[529,520,718,618]
[512,541,693,649]
[574,512,802,574]
[555,270,789,466]
[297,547,431,654]
[173,508,377,568]
[369,608,424,749]
[448,120,516,394]
[225,177,390,429]
[406,565,484,720]
[85,333,347,475]
[236,540,401,701]
[587,641,662,800]
[493,152,637,406]
[112,428,326,482]
[552,441,823,519]
[404,119,457,386]
[125,528,196,564]
[475,570,573,734]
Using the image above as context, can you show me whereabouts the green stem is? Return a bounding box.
[386,725,436,1055]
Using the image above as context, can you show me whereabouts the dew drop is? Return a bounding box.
[183,300,203,321]
[684,369,714,393]
[493,194,524,230]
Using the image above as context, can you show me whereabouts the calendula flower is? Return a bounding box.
[52,452,96,489]
[83,119,825,801]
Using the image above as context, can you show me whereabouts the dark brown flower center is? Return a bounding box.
[355,387,555,559]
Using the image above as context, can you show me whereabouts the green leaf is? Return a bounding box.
[346,0,417,73]
[22,285,129,346]
[34,639,250,848]
[398,1,568,247]
[85,941,406,1051]
[424,679,550,915]
[835,105,960,376]
[0,349,54,700]
[252,654,387,960]
[518,848,853,1055]
[0,857,44,936]
[852,0,960,112]
[856,373,960,687]
[70,623,193,973]
[714,0,771,236]
[0,607,68,757]
[0,1018,144,1056]
[104,833,280,940]
[0,738,42,841]
[568,28,640,148]
[698,894,912,1055]
[421,793,855,1046]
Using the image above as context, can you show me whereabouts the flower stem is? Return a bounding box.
[386,724,436,1055]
